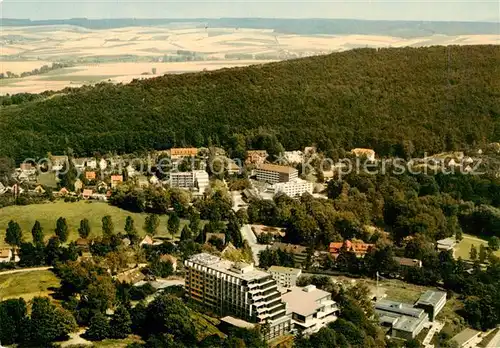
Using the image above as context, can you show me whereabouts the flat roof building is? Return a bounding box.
[375,299,428,340]
[170,170,209,196]
[184,253,291,340]
[170,148,198,159]
[268,266,302,288]
[281,285,339,335]
[414,290,447,321]
[255,164,298,184]
[271,178,313,198]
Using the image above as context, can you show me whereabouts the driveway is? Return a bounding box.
[0,266,51,276]
[240,224,267,266]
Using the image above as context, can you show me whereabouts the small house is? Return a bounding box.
[82,189,93,199]
[139,235,154,247]
[74,179,84,192]
[160,254,178,271]
[33,185,46,195]
[51,155,69,171]
[87,159,98,169]
[58,187,69,196]
[110,175,123,188]
[99,158,108,170]
[0,248,13,263]
[85,171,97,180]
[0,182,6,195]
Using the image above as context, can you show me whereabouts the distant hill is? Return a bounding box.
[0,45,499,161]
[1,18,499,37]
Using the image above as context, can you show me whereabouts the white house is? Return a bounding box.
[99,158,108,170]
[0,182,6,195]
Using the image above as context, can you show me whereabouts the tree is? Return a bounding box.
[110,306,132,339]
[78,218,91,239]
[479,244,488,263]
[180,225,192,241]
[85,312,110,341]
[144,214,160,236]
[102,215,114,238]
[55,217,69,243]
[30,297,77,345]
[58,159,78,191]
[489,236,500,251]
[125,216,138,243]
[167,213,180,241]
[469,245,478,261]
[5,220,22,248]
[0,298,29,345]
[31,220,44,246]
[188,208,201,236]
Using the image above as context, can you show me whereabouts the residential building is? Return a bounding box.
[414,290,446,321]
[169,170,209,195]
[329,240,374,258]
[351,148,376,161]
[184,253,292,340]
[85,171,97,180]
[375,299,428,340]
[87,158,98,169]
[82,189,93,199]
[111,175,123,188]
[115,268,146,284]
[271,178,313,198]
[283,151,304,164]
[170,148,198,159]
[0,182,6,195]
[268,266,302,288]
[33,185,46,195]
[272,243,309,268]
[246,150,268,165]
[73,158,89,171]
[149,175,160,185]
[0,248,13,263]
[140,235,154,247]
[58,187,69,196]
[281,285,339,335]
[255,164,298,184]
[436,237,456,252]
[160,254,178,271]
[136,175,149,188]
[99,158,108,170]
[50,155,69,171]
[227,159,241,175]
[393,257,423,269]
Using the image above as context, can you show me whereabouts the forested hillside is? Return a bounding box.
[1,45,499,161]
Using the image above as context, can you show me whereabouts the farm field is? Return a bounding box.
[0,269,60,301]
[455,234,500,260]
[0,201,193,246]
[1,24,498,94]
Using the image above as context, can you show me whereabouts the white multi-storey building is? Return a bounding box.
[271,178,313,198]
[169,170,209,195]
[268,266,302,288]
[281,285,339,335]
[184,253,292,340]
[255,164,298,184]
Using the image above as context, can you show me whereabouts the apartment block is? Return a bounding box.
[282,285,339,335]
[169,170,209,195]
[268,266,302,288]
[255,164,298,184]
[272,178,313,198]
[184,253,292,340]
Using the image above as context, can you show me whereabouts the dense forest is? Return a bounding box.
[1,45,499,162]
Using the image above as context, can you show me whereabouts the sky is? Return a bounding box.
[1,0,499,22]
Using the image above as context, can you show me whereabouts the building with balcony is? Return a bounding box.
[184,253,291,340]
[169,170,209,195]
[271,178,313,198]
[268,266,302,288]
[281,285,339,335]
[255,164,298,184]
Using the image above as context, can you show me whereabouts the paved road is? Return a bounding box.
[240,224,267,266]
[0,266,51,276]
[486,328,500,348]
[423,321,444,348]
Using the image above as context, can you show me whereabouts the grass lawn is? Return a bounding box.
[0,201,193,246]
[455,234,500,260]
[91,337,143,347]
[0,270,60,301]
[190,309,225,341]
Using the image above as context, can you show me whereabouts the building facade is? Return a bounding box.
[255,164,298,184]
[281,285,339,335]
[169,170,209,195]
[272,178,313,198]
[376,299,429,340]
[414,290,446,321]
[184,253,292,339]
[268,266,302,288]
